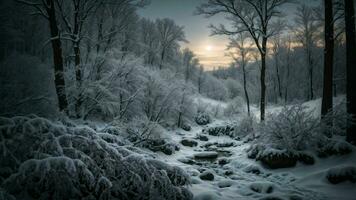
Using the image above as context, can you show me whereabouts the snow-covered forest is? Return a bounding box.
[0,0,356,199]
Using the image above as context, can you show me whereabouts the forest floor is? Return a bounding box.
[157,97,356,200]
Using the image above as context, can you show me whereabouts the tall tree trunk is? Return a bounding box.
[345,0,356,145]
[285,41,291,103]
[242,63,250,116]
[275,55,282,100]
[73,1,82,118]
[260,38,267,121]
[177,92,185,128]
[321,0,334,117]
[260,60,266,121]
[159,49,165,70]
[309,66,314,100]
[308,49,314,100]
[47,0,68,113]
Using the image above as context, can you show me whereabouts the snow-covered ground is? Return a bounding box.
[156,96,356,200]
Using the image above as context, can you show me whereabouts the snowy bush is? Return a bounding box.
[195,112,211,125]
[69,53,146,120]
[319,100,353,137]
[0,116,193,200]
[224,96,246,117]
[247,144,304,169]
[202,125,234,137]
[233,115,257,139]
[255,102,354,154]
[224,78,243,99]
[200,74,228,101]
[260,104,319,151]
[317,138,353,157]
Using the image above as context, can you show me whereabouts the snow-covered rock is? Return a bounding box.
[257,149,298,169]
[199,171,214,181]
[249,182,275,194]
[194,152,218,159]
[181,139,198,147]
[326,166,356,184]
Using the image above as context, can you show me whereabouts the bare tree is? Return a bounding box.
[55,0,101,117]
[196,0,289,121]
[294,4,319,100]
[197,65,205,94]
[140,18,159,65]
[344,0,356,144]
[182,48,195,82]
[271,33,283,100]
[321,0,334,118]
[156,18,187,70]
[283,36,293,103]
[17,0,69,113]
[228,33,253,116]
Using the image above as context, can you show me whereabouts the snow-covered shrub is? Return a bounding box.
[224,78,243,99]
[255,148,298,169]
[126,117,163,143]
[202,125,234,137]
[195,112,211,125]
[194,98,224,119]
[261,104,319,151]
[224,96,246,117]
[319,100,353,137]
[0,116,193,200]
[201,74,228,101]
[247,144,315,168]
[317,138,353,157]
[246,144,267,159]
[70,53,146,120]
[233,115,257,139]
[181,123,191,131]
[125,117,179,155]
[326,166,356,184]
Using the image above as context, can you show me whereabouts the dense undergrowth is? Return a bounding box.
[0,115,192,200]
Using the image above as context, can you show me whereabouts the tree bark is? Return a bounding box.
[73,0,82,118]
[260,37,267,121]
[275,55,282,100]
[47,0,68,113]
[284,40,291,103]
[308,49,314,100]
[242,63,251,116]
[159,48,165,70]
[345,0,356,144]
[321,0,334,118]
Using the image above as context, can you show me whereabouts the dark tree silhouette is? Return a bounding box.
[17,0,69,113]
[345,0,356,145]
[321,0,334,118]
[196,0,289,121]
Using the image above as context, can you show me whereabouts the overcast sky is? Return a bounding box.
[139,0,315,70]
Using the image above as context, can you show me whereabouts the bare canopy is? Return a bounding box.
[196,0,290,121]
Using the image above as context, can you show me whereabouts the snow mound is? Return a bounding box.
[326,165,356,184]
[0,116,193,200]
[249,182,276,194]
